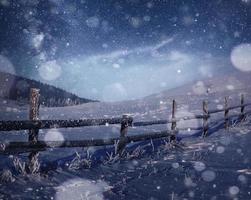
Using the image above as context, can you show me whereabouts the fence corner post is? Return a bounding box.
[28,88,40,174]
[170,99,177,142]
[202,100,209,137]
[117,114,131,156]
[29,88,40,143]
[224,97,229,129]
[240,94,245,121]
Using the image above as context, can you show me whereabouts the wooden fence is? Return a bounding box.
[0,88,251,172]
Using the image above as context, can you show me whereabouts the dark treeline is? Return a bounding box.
[0,71,97,107]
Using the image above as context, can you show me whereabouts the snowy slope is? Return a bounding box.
[0,71,251,199]
[0,118,251,200]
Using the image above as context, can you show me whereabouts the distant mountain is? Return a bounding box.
[144,71,251,101]
[0,71,97,107]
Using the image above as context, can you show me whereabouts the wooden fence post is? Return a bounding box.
[29,88,40,143]
[28,88,40,174]
[203,100,209,137]
[170,99,177,142]
[240,94,245,121]
[117,114,131,156]
[224,97,229,129]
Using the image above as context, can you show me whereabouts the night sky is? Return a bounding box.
[0,0,251,101]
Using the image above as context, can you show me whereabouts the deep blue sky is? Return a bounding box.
[0,0,251,101]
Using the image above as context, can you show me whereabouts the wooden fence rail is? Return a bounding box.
[209,103,251,114]
[0,117,133,131]
[0,88,250,173]
[1,103,250,131]
[2,130,172,153]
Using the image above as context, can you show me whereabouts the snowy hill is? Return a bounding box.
[0,71,96,107]
[144,71,251,101]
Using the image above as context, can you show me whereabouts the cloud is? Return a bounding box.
[166,51,192,63]
[86,37,174,64]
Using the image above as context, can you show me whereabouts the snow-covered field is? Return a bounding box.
[0,71,251,199]
[1,119,251,200]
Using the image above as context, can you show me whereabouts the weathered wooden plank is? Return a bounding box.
[29,88,40,143]
[118,114,131,155]
[0,115,206,131]
[224,97,229,129]
[240,94,245,120]
[0,130,172,153]
[28,88,40,174]
[203,100,209,137]
[170,99,177,141]
[0,117,133,131]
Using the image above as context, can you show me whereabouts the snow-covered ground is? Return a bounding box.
[0,119,251,200]
[0,71,251,199]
